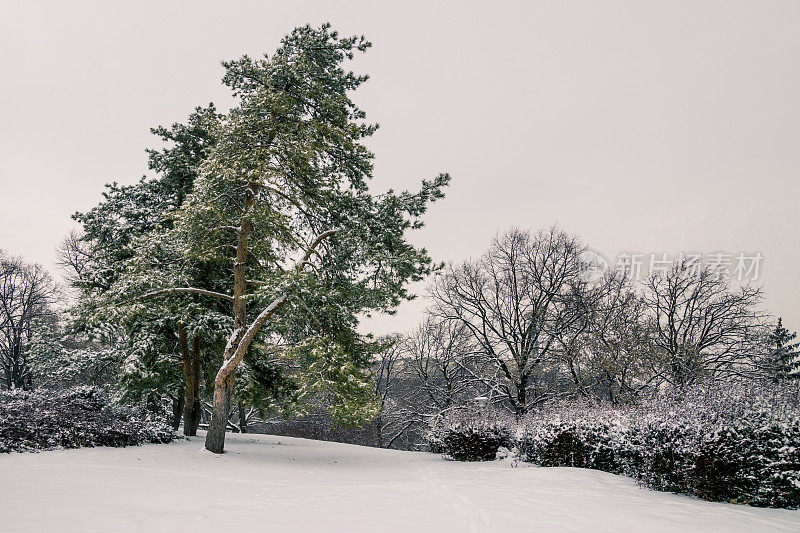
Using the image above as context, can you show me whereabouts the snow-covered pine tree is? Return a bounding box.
[68,104,227,434]
[765,318,800,382]
[149,23,450,453]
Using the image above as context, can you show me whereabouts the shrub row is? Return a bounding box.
[0,386,177,453]
[428,386,800,509]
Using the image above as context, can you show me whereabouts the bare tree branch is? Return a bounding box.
[138,287,235,303]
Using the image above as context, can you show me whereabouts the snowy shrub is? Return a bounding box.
[688,417,800,507]
[624,414,700,492]
[430,383,800,508]
[428,410,513,461]
[0,386,176,453]
[518,413,626,473]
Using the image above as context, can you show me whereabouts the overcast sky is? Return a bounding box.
[1,1,798,334]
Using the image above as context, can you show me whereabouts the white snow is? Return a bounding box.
[1,432,799,532]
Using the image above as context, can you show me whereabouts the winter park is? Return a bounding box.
[2,3,800,532]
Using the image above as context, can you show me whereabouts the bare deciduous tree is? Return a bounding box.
[0,252,59,389]
[403,317,475,411]
[586,276,660,403]
[430,227,593,416]
[374,335,409,448]
[56,230,93,288]
[643,260,765,389]
[375,318,479,448]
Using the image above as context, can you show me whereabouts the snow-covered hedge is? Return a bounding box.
[0,386,176,453]
[429,384,800,509]
[428,410,513,461]
[517,413,626,473]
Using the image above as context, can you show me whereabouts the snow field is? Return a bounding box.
[1,432,799,532]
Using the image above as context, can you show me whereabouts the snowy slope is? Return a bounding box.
[1,432,798,532]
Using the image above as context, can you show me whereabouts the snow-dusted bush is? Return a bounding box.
[687,416,800,507]
[0,386,176,453]
[428,383,800,508]
[518,406,626,474]
[626,383,800,506]
[428,409,514,461]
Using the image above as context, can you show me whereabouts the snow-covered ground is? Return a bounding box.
[1,432,799,532]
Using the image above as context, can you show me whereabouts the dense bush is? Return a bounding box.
[428,383,800,509]
[428,411,513,461]
[518,414,625,473]
[0,386,177,453]
[689,417,800,507]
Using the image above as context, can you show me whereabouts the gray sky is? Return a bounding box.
[1,1,798,335]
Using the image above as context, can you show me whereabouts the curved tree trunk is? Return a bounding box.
[205,368,235,453]
[205,188,254,453]
[203,211,335,453]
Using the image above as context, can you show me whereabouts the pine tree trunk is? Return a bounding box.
[205,187,254,453]
[202,183,332,453]
[171,391,185,431]
[184,398,202,436]
[190,336,203,433]
[205,368,235,453]
[183,334,203,436]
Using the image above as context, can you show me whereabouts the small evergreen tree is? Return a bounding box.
[765,318,800,382]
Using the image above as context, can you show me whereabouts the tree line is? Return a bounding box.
[376,227,799,449]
